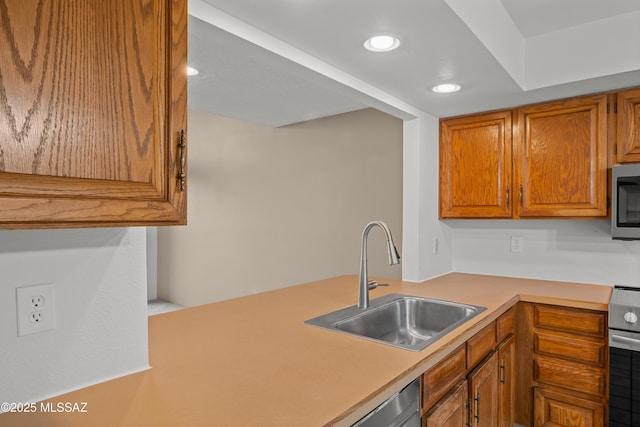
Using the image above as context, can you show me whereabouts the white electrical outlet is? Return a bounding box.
[16,283,55,337]
[510,236,524,253]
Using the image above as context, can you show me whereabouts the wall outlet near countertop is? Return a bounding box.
[16,283,55,337]
[510,236,524,253]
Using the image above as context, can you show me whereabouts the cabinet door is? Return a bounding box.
[468,351,499,427]
[616,88,640,163]
[439,111,512,218]
[534,387,604,427]
[513,95,608,218]
[0,0,187,228]
[422,345,467,413]
[498,335,515,427]
[423,380,468,427]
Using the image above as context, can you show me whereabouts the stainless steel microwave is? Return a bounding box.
[612,164,640,240]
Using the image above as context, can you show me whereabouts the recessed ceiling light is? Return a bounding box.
[432,83,461,94]
[364,35,400,52]
[187,66,199,76]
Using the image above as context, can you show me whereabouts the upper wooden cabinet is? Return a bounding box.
[615,88,640,163]
[440,94,609,219]
[439,111,513,218]
[514,95,608,218]
[0,0,188,229]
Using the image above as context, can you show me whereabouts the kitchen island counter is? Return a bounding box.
[0,273,611,426]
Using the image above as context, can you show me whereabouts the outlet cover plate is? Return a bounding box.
[16,283,55,337]
[510,236,524,253]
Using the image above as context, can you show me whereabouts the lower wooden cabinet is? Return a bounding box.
[516,303,608,427]
[469,352,499,427]
[498,335,515,427]
[422,309,515,427]
[534,388,604,427]
[423,380,468,427]
[420,303,608,427]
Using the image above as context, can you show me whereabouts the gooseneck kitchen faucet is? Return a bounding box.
[358,221,401,309]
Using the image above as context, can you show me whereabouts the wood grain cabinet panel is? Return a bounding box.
[534,304,606,338]
[534,387,604,427]
[469,351,499,427]
[422,313,516,427]
[513,95,608,218]
[496,308,515,342]
[534,331,605,367]
[422,380,468,427]
[534,355,606,397]
[467,322,496,369]
[616,88,640,163]
[439,111,512,218]
[0,0,188,228]
[498,335,515,427]
[439,92,611,219]
[422,345,466,413]
[527,304,608,427]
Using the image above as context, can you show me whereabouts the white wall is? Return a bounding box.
[402,114,453,282]
[449,219,640,286]
[157,108,403,307]
[0,227,149,406]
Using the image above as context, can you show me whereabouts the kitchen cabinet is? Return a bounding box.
[0,0,188,229]
[439,111,513,218]
[534,387,604,427]
[439,94,608,219]
[468,351,499,427]
[422,380,468,427]
[421,309,515,426]
[497,335,515,427]
[615,87,640,163]
[514,95,608,218]
[516,303,608,427]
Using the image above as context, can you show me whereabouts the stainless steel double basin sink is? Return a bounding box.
[305,293,486,351]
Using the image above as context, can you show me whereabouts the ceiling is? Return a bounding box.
[188,0,640,127]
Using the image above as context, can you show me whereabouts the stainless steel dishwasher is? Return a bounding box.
[351,378,420,427]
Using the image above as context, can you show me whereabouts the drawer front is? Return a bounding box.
[533,387,604,427]
[534,305,606,338]
[534,331,605,367]
[422,345,467,412]
[534,355,605,397]
[496,308,515,342]
[467,322,496,369]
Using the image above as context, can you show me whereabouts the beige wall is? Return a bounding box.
[157,108,403,307]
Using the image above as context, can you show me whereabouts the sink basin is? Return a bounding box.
[305,293,486,351]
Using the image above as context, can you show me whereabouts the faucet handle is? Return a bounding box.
[367,280,390,290]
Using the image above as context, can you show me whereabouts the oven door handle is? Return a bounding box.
[611,334,640,350]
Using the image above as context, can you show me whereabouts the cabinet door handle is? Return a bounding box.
[178,129,187,192]
[506,186,510,207]
[500,361,506,384]
[519,184,523,206]
[467,398,473,427]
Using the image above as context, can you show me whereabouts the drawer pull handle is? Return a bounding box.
[612,334,640,345]
[178,129,187,192]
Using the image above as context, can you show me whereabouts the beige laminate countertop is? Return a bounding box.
[1,273,612,427]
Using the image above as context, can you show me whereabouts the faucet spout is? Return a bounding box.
[358,221,400,309]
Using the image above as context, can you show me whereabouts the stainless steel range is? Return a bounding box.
[609,286,640,427]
